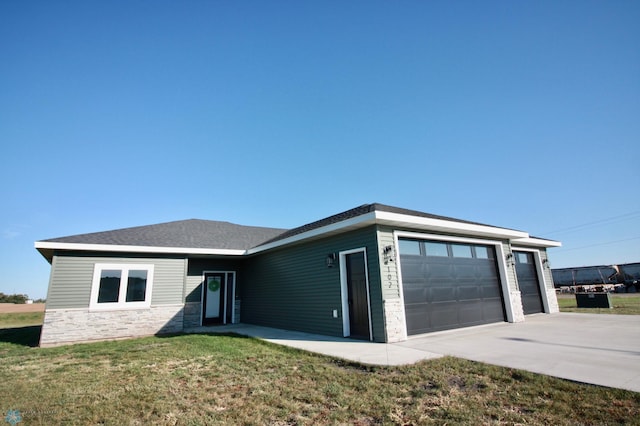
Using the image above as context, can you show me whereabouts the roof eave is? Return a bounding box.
[511,237,562,248]
[33,241,246,260]
[247,212,378,254]
[248,210,531,254]
[374,211,529,240]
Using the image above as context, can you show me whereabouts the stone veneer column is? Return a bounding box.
[546,288,560,313]
[508,290,526,323]
[383,299,407,343]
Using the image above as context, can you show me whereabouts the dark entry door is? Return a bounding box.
[345,251,371,340]
[203,272,226,325]
[514,251,544,314]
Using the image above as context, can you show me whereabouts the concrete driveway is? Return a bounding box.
[395,313,640,393]
[195,313,640,392]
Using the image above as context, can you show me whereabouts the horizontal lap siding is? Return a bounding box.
[151,258,187,305]
[376,226,401,301]
[503,243,518,292]
[539,249,555,289]
[242,226,384,341]
[45,256,94,309]
[45,254,186,309]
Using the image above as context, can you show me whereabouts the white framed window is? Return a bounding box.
[89,264,154,310]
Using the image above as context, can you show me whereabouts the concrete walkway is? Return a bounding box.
[188,313,640,393]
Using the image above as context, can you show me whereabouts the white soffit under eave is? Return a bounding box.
[511,237,562,248]
[33,241,246,256]
[374,211,530,239]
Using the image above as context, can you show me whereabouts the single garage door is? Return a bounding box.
[514,251,544,314]
[399,238,506,335]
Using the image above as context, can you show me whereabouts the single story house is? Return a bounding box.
[35,203,561,347]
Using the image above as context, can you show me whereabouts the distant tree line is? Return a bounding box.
[0,292,32,304]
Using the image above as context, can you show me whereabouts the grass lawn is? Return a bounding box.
[557,293,640,315]
[0,324,638,425]
[0,312,44,328]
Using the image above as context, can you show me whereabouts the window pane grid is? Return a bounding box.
[91,264,153,309]
[399,238,495,260]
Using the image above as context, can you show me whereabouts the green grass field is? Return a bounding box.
[0,326,638,424]
[1,298,639,425]
[557,293,640,315]
[0,312,44,328]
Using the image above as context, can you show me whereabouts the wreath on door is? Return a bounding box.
[208,278,221,292]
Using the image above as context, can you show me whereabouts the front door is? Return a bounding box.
[344,251,371,340]
[203,273,226,325]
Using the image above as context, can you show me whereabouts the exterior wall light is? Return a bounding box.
[505,253,515,266]
[383,245,394,264]
[326,253,337,268]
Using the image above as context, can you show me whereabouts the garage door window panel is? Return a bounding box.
[425,242,449,257]
[474,246,490,259]
[451,244,473,258]
[398,239,422,256]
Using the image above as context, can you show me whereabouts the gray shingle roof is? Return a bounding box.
[260,203,520,245]
[42,219,287,251]
[37,203,531,260]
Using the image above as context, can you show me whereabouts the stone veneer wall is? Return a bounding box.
[546,288,560,313]
[183,302,201,329]
[39,304,184,347]
[382,299,406,342]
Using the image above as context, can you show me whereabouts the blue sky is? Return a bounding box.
[1,1,638,299]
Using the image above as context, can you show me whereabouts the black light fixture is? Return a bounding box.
[326,253,337,268]
[505,253,515,266]
[383,245,394,264]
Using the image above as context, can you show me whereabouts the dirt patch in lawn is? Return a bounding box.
[0,303,45,313]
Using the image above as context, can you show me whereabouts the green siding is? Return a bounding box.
[45,255,94,309]
[45,254,186,309]
[242,226,385,341]
[185,258,243,303]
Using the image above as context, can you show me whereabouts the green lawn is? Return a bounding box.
[557,293,640,315]
[0,312,44,328]
[0,326,638,425]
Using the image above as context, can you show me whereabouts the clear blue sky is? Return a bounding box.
[1,1,638,299]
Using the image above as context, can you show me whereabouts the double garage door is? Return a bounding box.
[399,238,544,335]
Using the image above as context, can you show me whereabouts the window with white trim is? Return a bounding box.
[89,264,154,309]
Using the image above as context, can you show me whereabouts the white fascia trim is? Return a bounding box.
[511,237,562,248]
[374,211,530,239]
[248,210,531,254]
[247,211,378,254]
[34,241,246,256]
